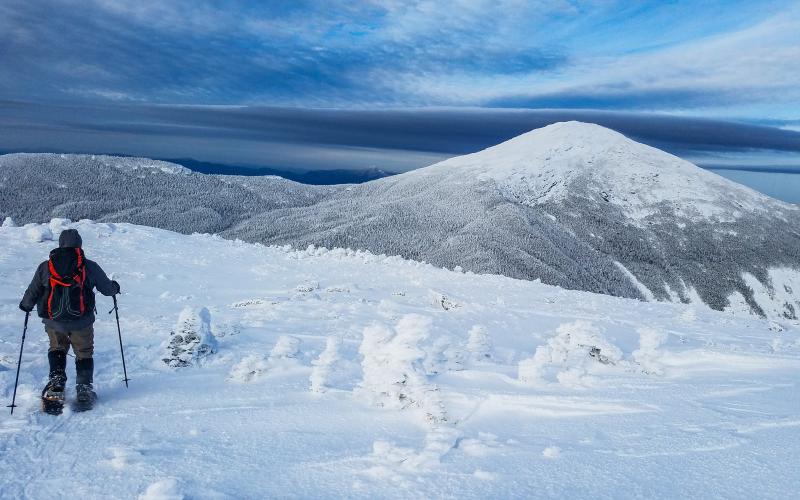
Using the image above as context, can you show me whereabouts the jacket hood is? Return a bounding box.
[58,229,82,248]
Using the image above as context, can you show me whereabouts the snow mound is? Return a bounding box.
[24,223,53,243]
[367,426,461,475]
[542,446,562,459]
[228,354,271,383]
[48,217,72,233]
[138,478,184,500]
[270,335,301,359]
[106,447,143,470]
[228,335,305,382]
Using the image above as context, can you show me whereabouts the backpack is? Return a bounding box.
[46,248,92,321]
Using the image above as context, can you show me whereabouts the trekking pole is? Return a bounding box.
[7,312,30,415]
[109,295,130,387]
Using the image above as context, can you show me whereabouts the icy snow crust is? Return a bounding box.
[3,123,800,316]
[1,221,798,498]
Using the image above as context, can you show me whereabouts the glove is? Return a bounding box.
[19,301,33,313]
[111,280,121,295]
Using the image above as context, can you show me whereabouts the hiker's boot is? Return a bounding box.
[42,351,67,401]
[76,383,96,403]
[75,358,96,403]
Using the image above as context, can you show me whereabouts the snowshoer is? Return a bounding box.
[18,229,120,408]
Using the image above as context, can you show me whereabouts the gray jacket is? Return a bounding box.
[20,229,118,332]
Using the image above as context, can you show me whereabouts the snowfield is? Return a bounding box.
[1,220,799,499]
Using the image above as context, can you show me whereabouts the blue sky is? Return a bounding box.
[1,0,799,199]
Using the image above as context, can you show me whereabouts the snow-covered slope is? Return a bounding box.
[1,221,798,498]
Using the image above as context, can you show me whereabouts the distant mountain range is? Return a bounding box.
[0,154,335,235]
[164,158,397,185]
[2,122,799,319]
[0,151,398,185]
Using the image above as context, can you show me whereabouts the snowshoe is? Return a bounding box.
[41,374,67,415]
[41,373,66,400]
[41,398,65,415]
[73,384,97,412]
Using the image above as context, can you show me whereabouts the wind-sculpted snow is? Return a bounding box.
[3,123,800,318]
[0,221,798,498]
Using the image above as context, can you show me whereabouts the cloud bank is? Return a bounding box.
[2,101,798,171]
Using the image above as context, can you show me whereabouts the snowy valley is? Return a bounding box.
[1,220,798,498]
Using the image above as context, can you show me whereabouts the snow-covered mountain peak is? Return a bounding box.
[421,121,789,221]
[429,121,638,174]
[492,120,630,153]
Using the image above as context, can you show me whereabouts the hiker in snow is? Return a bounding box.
[18,229,120,405]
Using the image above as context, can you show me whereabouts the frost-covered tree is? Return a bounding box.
[270,335,301,359]
[423,336,464,374]
[163,307,217,368]
[309,335,342,393]
[357,314,447,423]
[632,327,668,375]
[519,320,623,386]
[466,325,493,363]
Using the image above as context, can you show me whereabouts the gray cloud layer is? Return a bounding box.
[2,101,799,171]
